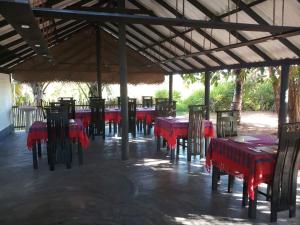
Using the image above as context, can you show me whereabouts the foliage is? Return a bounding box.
[242,79,274,111]
[154,89,181,102]
[210,82,235,111]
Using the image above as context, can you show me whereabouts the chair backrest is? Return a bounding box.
[59,99,76,119]
[155,99,176,117]
[216,110,238,137]
[46,105,69,143]
[128,98,137,135]
[58,97,74,101]
[89,97,105,135]
[188,105,205,157]
[142,96,153,108]
[271,122,300,211]
[155,98,168,104]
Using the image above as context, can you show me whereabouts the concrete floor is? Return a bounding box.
[0,115,299,225]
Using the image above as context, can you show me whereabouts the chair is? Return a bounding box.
[212,110,239,193]
[89,97,105,140]
[216,110,238,137]
[142,96,153,108]
[246,122,300,222]
[155,99,176,117]
[186,105,207,161]
[59,98,76,119]
[128,98,137,137]
[46,105,72,170]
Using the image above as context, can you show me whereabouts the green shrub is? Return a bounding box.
[210,82,235,111]
[242,79,274,111]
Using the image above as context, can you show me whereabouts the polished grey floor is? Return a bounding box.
[0,130,299,225]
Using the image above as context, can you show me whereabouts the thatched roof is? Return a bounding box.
[11,28,165,84]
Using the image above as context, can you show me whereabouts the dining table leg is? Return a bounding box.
[248,187,258,219]
[78,138,83,166]
[212,166,220,191]
[32,140,38,169]
[143,120,147,136]
[37,140,42,158]
[170,148,175,160]
[156,135,161,152]
[242,180,248,207]
[228,175,235,193]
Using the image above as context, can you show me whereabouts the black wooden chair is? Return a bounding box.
[46,105,72,171]
[155,99,176,117]
[128,98,137,137]
[89,97,105,140]
[216,110,238,137]
[142,96,153,108]
[59,98,76,119]
[212,110,239,193]
[186,105,207,161]
[246,122,300,222]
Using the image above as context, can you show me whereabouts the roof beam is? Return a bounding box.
[0,0,52,60]
[31,7,300,33]
[231,0,300,57]
[122,24,193,70]
[172,58,300,74]
[187,0,272,61]
[130,0,244,64]
[101,24,173,73]
[158,30,300,64]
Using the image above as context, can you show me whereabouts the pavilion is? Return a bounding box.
[0,1,299,224]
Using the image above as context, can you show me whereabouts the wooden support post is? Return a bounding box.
[278,64,289,126]
[96,25,102,98]
[204,71,210,120]
[118,0,129,160]
[204,71,211,154]
[169,74,173,103]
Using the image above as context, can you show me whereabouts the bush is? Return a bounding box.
[242,79,274,111]
[210,82,235,111]
[154,89,181,102]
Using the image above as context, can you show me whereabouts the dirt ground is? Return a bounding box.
[209,111,278,136]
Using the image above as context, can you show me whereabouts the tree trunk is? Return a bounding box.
[88,82,98,97]
[269,67,280,113]
[231,69,243,124]
[288,66,300,122]
[30,82,45,106]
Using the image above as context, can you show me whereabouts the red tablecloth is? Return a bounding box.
[154,117,215,149]
[206,135,278,200]
[27,119,89,150]
[76,108,155,128]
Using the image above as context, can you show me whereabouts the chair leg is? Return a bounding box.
[248,187,257,219]
[48,143,55,171]
[156,136,161,152]
[212,166,220,191]
[65,141,72,169]
[143,120,147,136]
[109,121,112,133]
[37,140,42,158]
[228,175,234,193]
[78,139,83,166]
[32,141,38,169]
[270,204,277,222]
[242,180,248,207]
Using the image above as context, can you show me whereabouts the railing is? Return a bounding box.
[11,102,150,130]
[12,106,44,130]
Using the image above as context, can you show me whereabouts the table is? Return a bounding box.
[27,119,89,169]
[19,106,36,132]
[75,108,155,129]
[206,134,278,218]
[154,117,214,159]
